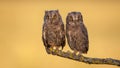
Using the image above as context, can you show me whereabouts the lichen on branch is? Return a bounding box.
[46,48,120,67]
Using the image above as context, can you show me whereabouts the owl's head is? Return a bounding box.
[66,12,83,26]
[44,10,62,24]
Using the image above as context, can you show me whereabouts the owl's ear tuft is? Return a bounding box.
[56,10,59,12]
[45,10,48,13]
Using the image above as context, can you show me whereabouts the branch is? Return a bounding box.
[46,48,120,67]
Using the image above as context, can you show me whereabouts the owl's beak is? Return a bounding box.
[74,20,79,25]
[48,17,53,23]
[75,20,77,22]
[51,18,54,22]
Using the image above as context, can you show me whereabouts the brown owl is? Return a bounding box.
[66,12,89,55]
[42,10,65,54]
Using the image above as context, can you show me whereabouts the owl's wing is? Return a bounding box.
[66,24,75,50]
[67,30,76,50]
[42,23,48,48]
[79,23,89,53]
[42,23,52,54]
[80,23,88,40]
[60,24,65,49]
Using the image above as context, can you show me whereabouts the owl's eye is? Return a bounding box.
[53,15,57,19]
[69,16,73,21]
[78,16,81,21]
[46,15,49,19]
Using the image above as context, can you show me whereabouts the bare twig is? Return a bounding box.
[46,48,120,67]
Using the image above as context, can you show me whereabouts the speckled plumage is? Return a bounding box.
[66,12,89,54]
[42,10,65,54]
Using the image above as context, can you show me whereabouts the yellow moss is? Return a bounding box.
[107,60,112,63]
[49,47,53,52]
[69,53,73,58]
[55,50,59,54]
[79,56,84,61]
[94,60,101,63]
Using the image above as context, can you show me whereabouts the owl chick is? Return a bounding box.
[66,12,89,55]
[42,10,65,54]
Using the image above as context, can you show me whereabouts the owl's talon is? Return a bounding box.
[72,53,76,56]
[67,50,71,54]
[78,52,82,56]
[53,46,56,50]
[58,47,62,50]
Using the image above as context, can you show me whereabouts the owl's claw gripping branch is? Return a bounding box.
[47,48,120,67]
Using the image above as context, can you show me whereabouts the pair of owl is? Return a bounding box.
[42,10,89,55]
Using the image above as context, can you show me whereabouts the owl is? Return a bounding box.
[66,12,89,55]
[42,10,65,54]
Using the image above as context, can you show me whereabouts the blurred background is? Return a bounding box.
[0,0,120,68]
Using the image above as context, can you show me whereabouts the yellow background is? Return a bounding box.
[0,0,120,68]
